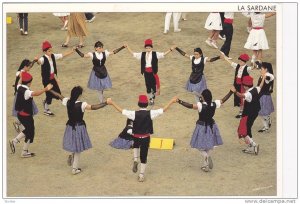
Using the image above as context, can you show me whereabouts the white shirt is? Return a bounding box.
[224,12,234,19]
[264,72,275,84]
[122,108,164,120]
[39,54,63,74]
[17,84,33,100]
[231,62,252,78]
[250,13,265,27]
[87,50,110,66]
[133,51,165,67]
[196,100,221,112]
[244,87,261,102]
[190,56,208,64]
[62,98,88,112]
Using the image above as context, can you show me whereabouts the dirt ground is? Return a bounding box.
[5,12,277,197]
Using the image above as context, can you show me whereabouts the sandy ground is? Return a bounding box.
[6,12,276,197]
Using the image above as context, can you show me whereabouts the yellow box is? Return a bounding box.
[6,17,12,24]
[150,137,175,150]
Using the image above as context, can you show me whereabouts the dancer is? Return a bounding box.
[109,119,134,150]
[222,53,253,118]
[231,75,265,155]
[12,58,38,133]
[74,41,125,103]
[53,13,69,31]
[9,72,53,157]
[175,46,220,102]
[220,12,234,59]
[107,95,176,182]
[204,12,223,49]
[244,12,276,68]
[175,89,233,172]
[125,39,175,105]
[257,62,274,133]
[163,12,182,34]
[49,86,109,175]
[37,40,74,116]
[18,13,28,35]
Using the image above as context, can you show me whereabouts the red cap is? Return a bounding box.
[242,75,253,86]
[144,39,153,48]
[22,72,33,83]
[138,95,148,103]
[238,54,250,62]
[42,41,52,51]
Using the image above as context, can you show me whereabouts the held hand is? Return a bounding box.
[172,96,178,103]
[170,45,177,51]
[230,86,236,93]
[123,43,128,48]
[46,84,53,91]
[33,56,39,62]
[106,98,112,105]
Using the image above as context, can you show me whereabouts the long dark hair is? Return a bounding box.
[194,47,203,55]
[261,62,274,74]
[201,89,212,106]
[18,59,32,71]
[68,86,83,109]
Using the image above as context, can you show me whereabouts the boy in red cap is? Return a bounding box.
[9,72,53,158]
[107,95,176,182]
[231,75,266,155]
[37,40,75,116]
[125,39,176,105]
[222,53,253,118]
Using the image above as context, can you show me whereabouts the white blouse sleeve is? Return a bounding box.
[156,52,165,59]
[150,108,164,120]
[54,53,63,60]
[231,62,238,69]
[204,57,208,64]
[244,91,252,103]
[265,73,275,84]
[87,52,93,59]
[62,98,69,106]
[39,56,44,65]
[196,102,202,112]
[105,50,110,58]
[24,90,33,100]
[133,52,142,60]
[215,100,221,108]
[81,102,88,112]
[122,109,136,120]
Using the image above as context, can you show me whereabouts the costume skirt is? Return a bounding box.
[204,13,222,31]
[186,75,207,95]
[190,123,223,150]
[63,124,92,153]
[87,70,112,91]
[244,29,269,50]
[258,94,274,116]
[110,137,133,150]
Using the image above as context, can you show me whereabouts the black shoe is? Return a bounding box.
[9,141,15,154]
[258,127,269,133]
[235,114,242,118]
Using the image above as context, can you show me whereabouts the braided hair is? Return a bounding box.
[201,89,212,106]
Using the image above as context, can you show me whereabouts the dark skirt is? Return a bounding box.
[190,123,223,150]
[258,95,274,116]
[63,124,92,153]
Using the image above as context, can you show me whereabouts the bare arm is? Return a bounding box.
[258,74,266,90]
[163,45,177,56]
[265,12,276,18]
[107,98,123,113]
[163,97,177,112]
[125,45,134,55]
[31,84,53,97]
[62,48,75,58]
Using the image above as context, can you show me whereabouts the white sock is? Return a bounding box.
[140,163,147,174]
[13,132,25,144]
[98,91,104,103]
[262,116,269,129]
[44,102,49,110]
[245,136,256,146]
[72,153,80,169]
[206,149,213,157]
[133,148,139,162]
[147,93,152,100]
[200,150,208,165]
[22,140,30,155]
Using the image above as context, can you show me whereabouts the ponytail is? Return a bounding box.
[201,89,213,106]
[69,86,83,109]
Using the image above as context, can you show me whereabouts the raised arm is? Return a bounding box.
[49,90,65,100]
[175,47,190,59]
[258,74,266,90]
[125,44,134,55]
[206,56,221,63]
[163,45,176,56]
[107,98,123,113]
[62,48,75,58]
[31,84,53,97]
[110,45,126,55]
[220,52,233,65]
[176,98,198,110]
[265,12,276,18]
[162,96,177,112]
[230,86,245,99]
[74,48,91,58]
[220,90,234,104]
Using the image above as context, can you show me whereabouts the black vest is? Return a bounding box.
[233,64,249,86]
[197,102,216,127]
[14,75,20,95]
[15,86,33,115]
[189,56,205,84]
[257,76,274,97]
[243,88,261,116]
[66,101,86,127]
[141,52,158,74]
[133,110,153,134]
[41,54,57,85]
[92,52,106,67]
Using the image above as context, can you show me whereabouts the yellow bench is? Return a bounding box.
[150,137,175,150]
[6,16,12,24]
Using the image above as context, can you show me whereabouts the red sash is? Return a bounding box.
[50,73,55,80]
[145,67,153,73]
[19,111,30,116]
[253,27,263,30]
[237,116,248,138]
[133,134,150,138]
[224,18,233,24]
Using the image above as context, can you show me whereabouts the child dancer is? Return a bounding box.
[220,12,234,59]
[9,72,53,157]
[163,12,182,34]
[12,59,38,133]
[222,53,253,118]
[108,95,176,182]
[244,12,276,68]
[257,62,274,132]
[49,87,109,175]
[231,75,265,155]
[109,119,134,150]
[125,39,175,105]
[74,41,125,103]
[175,46,220,102]
[175,89,233,172]
[37,41,74,116]
[204,12,223,49]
